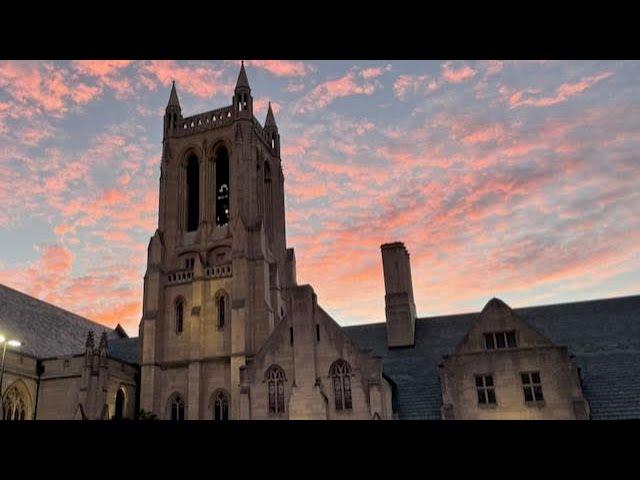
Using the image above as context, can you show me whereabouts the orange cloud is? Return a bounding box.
[441,61,476,84]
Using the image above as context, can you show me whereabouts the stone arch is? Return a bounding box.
[329,359,353,411]
[264,365,287,414]
[209,389,230,420]
[213,144,230,227]
[213,289,230,329]
[166,392,186,420]
[1,379,32,420]
[114,386,127,420]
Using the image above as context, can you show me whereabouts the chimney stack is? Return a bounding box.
[381,242,417,348]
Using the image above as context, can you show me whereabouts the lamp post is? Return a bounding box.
[0,335,22,417]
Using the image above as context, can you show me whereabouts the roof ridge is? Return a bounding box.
[343,294,640,330]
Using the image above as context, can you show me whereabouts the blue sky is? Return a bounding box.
[0,60,638,334]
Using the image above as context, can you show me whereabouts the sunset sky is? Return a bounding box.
[0,60,638,335]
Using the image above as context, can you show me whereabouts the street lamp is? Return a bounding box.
[0,335,22,412]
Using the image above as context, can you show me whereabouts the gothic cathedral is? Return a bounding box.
[138,63,394,420]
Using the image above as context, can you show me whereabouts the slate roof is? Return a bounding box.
[0,283,123,359]
[107,337,139,365]
[344,295,640,420]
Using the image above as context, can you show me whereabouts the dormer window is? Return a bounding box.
[484,330,517,350]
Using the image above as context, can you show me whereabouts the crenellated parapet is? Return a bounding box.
[176,105,235,137]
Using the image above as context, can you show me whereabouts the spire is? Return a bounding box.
[167,80,180,108]
[85,331,95,350]
[235,61,250,90]
[265,102,277,128]
[98,331,108,354]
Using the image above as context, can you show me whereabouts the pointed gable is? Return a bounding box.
[454,297,554,354]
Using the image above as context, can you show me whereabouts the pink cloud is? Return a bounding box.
[140,60,231,99]
[246,60,312,77]
[294,69,379,113]
[360,64,392,80]
[441,61,477,84]
[505,71,614,108]
[393,74,438,100]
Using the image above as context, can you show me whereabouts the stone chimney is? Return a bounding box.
[381,242,417,348]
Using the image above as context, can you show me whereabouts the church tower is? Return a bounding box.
[139,63,293,419]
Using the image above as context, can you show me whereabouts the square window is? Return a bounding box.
[532,372,541,384]
[523,386,533,402]
[485,375,494,387]
[534,386,544,401]
[484,333,495,350]
[475,376,484,387]
[521,373,530,385]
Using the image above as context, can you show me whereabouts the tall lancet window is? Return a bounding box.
[114,388,126,420]
[218,295,226,328]
[169,395,185,420]
[186,154,200,232]
[212,390,230,420]
[215,146,230,226]
[265,365,286,414]
[175,298,185,334]
[264,161,273,242]
[330,360,353,411]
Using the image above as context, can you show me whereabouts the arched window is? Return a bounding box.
[186,154,200,232]
[169,394,185,420]
[1,383,29,421]
[265,365,286,414]
[212,390,230,420]
[329,360,353,411]
[215,146,230,227]
[264,161,273,242]
[218,295,226,329]
[114,388,126,420]
[175,298,185,334]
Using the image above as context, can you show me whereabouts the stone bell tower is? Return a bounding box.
[139,63,293,419]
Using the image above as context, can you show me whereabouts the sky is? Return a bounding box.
[0,60,639,336]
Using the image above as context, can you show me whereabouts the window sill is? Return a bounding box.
[525,400,546,408]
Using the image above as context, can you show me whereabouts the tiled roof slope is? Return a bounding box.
[107,337,139,365]
[344,295,640,420]
[0,283,121,359]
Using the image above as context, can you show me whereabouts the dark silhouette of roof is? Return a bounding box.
[0,283,127,360]
[344,295,640,420]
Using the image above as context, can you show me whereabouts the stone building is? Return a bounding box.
[1,63,639,420]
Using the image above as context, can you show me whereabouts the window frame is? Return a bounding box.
[212,389,230,421]
[329,360,353,412]
[475,374,497,407]
[175,298,185,335]
[169,394,186,421]
[483,330,518,350]
[521,371,545,405]
[265,365,286,415]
